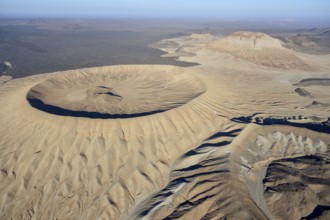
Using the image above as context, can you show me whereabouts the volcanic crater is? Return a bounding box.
[26,65,206,118]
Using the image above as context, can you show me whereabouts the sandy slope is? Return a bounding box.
[0,32,330,220]
[206,32,312,70]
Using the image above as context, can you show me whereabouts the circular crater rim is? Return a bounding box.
[26,66,206,119]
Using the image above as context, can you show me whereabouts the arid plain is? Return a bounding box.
[0,20,330,219]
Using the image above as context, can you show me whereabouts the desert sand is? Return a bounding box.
[0,31,329,219]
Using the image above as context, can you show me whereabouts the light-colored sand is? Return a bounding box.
[26,66,205,116]
[0,31,329,220]
[206,32,311,70]
[0,75,12,84]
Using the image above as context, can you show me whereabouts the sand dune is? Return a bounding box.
[1,31,330,220]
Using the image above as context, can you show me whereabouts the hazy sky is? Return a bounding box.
[1,0,329,19]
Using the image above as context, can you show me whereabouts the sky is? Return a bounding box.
[1,0,330,20]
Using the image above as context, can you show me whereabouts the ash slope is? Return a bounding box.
[206,32,312,70]
[1,31,330,220]
[0,65,221,220]
[130,124,330,220]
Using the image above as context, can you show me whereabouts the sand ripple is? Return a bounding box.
[1,31,330,220]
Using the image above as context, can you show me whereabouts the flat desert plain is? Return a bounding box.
[0,30,330,219]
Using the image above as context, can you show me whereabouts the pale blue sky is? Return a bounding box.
[1,0,329,19]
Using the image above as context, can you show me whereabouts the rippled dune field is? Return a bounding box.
[0,31,330,220]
